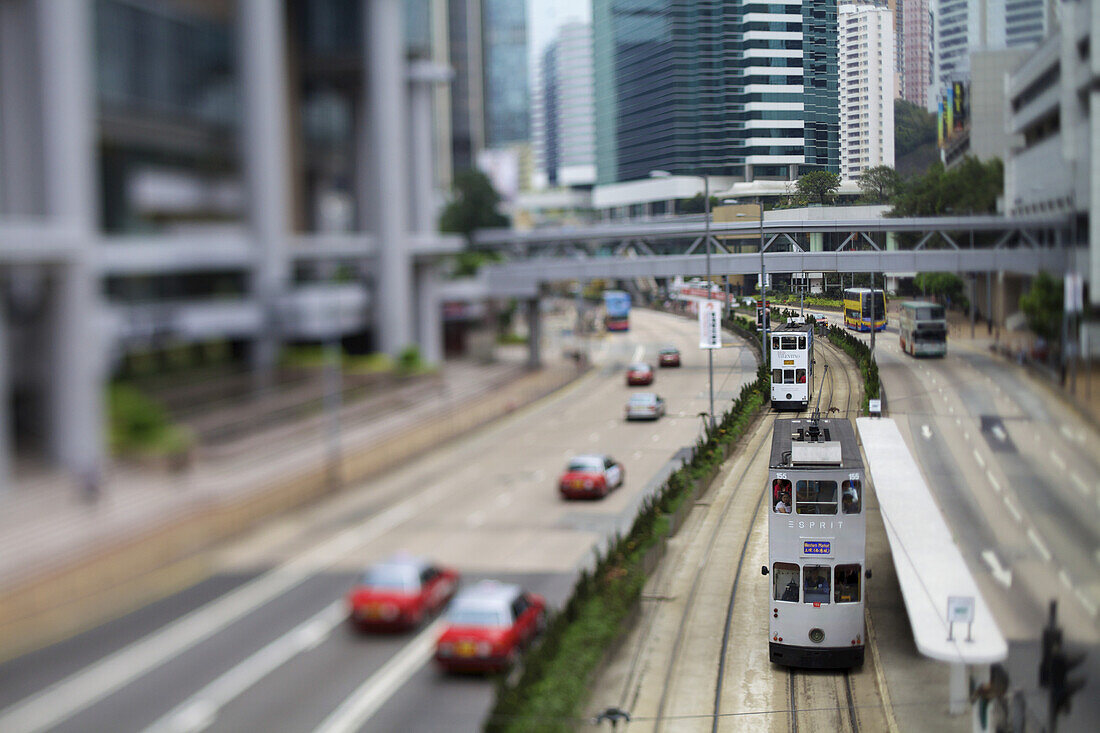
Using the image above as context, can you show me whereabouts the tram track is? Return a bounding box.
[787,669,861,733]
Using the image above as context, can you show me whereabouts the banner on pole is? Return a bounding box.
[699,300,722,349]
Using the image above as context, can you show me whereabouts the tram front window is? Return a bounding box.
[783,369,795,383]
[774,562,799,602]
[772,368,782,382]
[773,479,793,513]
[796,368,806,383]
[796,480,837,514]
[841,480,861,514]
[803,566,830,604]
[835,564,861,603]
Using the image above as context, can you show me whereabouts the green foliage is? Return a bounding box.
[889,157,1003,217]
[439,169,509,237]
[895,99,937,159]
[1020,271,1063,343]
[913,272,967,309]
[678,193,720,214]
[825,326,880,414]
[396,345,423,375]
[795,170,841,206]
[858,165,903,204]
[108,384,193,457]
[280,346,394,374]
[452,249,504,278]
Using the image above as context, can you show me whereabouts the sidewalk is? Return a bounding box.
[0,339,584,661]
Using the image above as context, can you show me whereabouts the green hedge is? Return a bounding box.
[823,324,880,414]
[484,369,767,733]
[108,384,193,458]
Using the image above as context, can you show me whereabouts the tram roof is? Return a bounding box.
[773,321,814,334]
[770,418,861,469]
[856,417,1007,664]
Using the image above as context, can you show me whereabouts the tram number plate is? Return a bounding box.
[803,541,831,555]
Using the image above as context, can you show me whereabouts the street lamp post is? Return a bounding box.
[651,170,715,431]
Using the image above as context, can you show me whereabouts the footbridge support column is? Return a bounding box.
[526,298,541,369]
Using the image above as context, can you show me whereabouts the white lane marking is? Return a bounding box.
[651,434,661,442]
[1050,451,1066,470]
[1059,569,1073,590]
[311,619,443,733]
[973,450,985,469]
[533,469,545,482]
[466,510,486,527]
[1060,424,1074,441]
[0,480,447,733]
[495,492,513,508]
[632,345,644,363]
[632,451,643,460]
[1003,497,1022,523]
[588,432,600,443]
[964,432,970,441]
[1076,591,1099,618]
[981,550,1013,588]
[955,418,962,427]
[1070,473,1090,497]
[991,425,1007,443]
[986,471,1002,493]
[1027,529,1053,562]
[948,405,955,414]
[921,425,932,440]
[143,602,345,733]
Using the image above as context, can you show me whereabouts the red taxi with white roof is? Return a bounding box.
[626,362,654,385]
[346,554,459,631]
[558,454,624,499]
[434,580,546,673]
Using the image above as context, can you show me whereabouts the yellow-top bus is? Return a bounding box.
[842,288,886,332]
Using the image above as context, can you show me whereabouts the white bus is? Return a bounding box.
[898,300,947,357]
[764,417,866,668]
[770,322,814,410]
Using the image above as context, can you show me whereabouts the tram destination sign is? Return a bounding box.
[803,540,831,555]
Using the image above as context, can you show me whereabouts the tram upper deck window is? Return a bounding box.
[796,480,837,514]
[834,564,861,603]
[841,480,861,514]
[798,336,806,349]
[803,566,830,604]
[774,562,799,601]
[772,337,780,349]
[781,336,797,350]
[773,479,793,513]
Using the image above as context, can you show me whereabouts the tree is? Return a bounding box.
[894,99,937,159]
[795,170,841,206]
[678,193,719,214]
[913,272,967,309]
[1020,272,1063,344]
[858,166,902,204]
[439,169,508,238]
[889,157,1003,217]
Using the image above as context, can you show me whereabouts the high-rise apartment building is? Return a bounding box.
[481,0,529,147]
[534,22,596,189]
[933,0,1051,97]
[839,4,896,181]
[899,0,933,107]
[593,0,839,186]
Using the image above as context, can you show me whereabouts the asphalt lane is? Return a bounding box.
[0,308,756,733]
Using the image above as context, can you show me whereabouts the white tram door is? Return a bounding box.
[770,331,812,410]
[768,471,866,667]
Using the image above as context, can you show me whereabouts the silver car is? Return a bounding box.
[625,392,666,421]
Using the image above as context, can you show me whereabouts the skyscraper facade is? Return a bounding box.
[481,0,529,146]
[900,0,933,108]
[593,0,839,186]
[534,22,596,189]
[839,4,896,181]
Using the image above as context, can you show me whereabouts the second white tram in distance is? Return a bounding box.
[764,416,866,668]
[770,320,814,411]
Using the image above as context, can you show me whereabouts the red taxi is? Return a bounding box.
[347,554,460,631]
[558,454,624,499]
[626,362,654,385]
[657,346,681,367]
[434,580,546,673]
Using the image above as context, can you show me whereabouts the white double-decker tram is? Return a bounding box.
[763,416,866,668]
[770,320,814,410]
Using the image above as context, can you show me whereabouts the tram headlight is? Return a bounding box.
[786,393,792,400]
[808,627,825,644]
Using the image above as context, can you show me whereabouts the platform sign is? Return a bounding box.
[868,399,881,415]
[699,300,722,349]
[803,540,831,555]
[947,596,974,623]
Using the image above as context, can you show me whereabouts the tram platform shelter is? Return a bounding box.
[857,418,1007,716]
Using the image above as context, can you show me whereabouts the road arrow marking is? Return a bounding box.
[921,425,932,440]
[991,425,1007,443]
[981,550,1013,588]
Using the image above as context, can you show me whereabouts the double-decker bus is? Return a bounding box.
[603,290,631,332]
[898,301,947,357]
[770,321,814,410]
[764,416,865,668]
[842,288,886,332]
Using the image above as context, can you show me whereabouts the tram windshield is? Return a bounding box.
[772,479,793,513]
[803,566,830,604]
[841,480,861,513]
[796,480,837,514]
[835,564,861,603]
[774,562,799,601]
[796,368,806,383]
